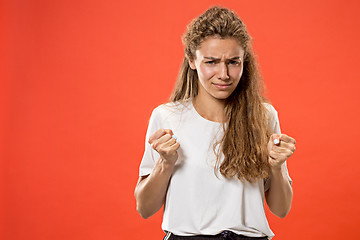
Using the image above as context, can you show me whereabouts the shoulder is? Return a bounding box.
[262,102,278,116]
[150,100,192,120]
[152,100,191,115]
[263,102,279,122]
[263,102,281,133]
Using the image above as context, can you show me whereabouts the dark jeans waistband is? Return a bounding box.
[164,231,268,240]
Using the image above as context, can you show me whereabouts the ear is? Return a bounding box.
[188,59,196,70]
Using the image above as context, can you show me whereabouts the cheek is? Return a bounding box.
[229,67,243,79]
[198,65,215,79]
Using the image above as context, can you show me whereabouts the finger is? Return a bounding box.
[279,134,296,144]
[271,147,294,158]
[158,133,173,144]
[157,142,180,156]
[169,141,180,151]
[163,129,178,141]
[272,148,294,157]
[161,136,177,148]
[269,150,290,161]
[273,141,296,152]
[269,150,285,160]
[163,129,174,136]
[149,129,175,144]
[173,142,180,150]
[152,133,173,149]
[149,129,167,144]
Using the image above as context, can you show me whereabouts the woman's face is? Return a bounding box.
[189,37,245,102]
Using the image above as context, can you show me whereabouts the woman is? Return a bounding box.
[135,6,296,240]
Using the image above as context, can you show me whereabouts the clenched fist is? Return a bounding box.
[149,129,180,165]
[268,134,296,169]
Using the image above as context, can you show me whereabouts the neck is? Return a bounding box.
[193,95,226,123]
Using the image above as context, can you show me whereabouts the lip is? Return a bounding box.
[213,83,232,89]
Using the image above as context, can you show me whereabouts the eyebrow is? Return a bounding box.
[204,56,242,60]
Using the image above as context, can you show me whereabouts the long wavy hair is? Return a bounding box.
[170,6,272,182]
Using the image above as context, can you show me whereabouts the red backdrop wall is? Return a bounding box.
[2,0,360,239]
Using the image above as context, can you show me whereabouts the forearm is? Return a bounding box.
[265,164,293,218]
[135,158,175,219]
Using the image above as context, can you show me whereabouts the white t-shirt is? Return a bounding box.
[139,100,291,240]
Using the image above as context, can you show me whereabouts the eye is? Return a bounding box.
[229,60,241,65]
[205,61,215,65]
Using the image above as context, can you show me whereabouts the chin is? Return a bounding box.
[213,93,231,100]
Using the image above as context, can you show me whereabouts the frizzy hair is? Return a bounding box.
[170,6,272,182]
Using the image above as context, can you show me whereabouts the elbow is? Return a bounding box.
[136,204,152,219]
[134,189,152,219]
[275,211,288,219]
[273,206,291,218]
[266,187,293,219]
[135,193,151,219]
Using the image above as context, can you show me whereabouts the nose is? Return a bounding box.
[218,62,229,80]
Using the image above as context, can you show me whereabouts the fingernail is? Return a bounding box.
[172,135,177,140]
[274,138,280,145]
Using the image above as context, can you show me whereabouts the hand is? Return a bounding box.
[268,134,296,169]
[148,129,180,165]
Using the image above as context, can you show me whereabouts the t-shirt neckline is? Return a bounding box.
[189,100,224,125]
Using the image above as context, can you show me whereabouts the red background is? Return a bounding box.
[1,0,360,239]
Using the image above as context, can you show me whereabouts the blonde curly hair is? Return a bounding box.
[171,6,271,182]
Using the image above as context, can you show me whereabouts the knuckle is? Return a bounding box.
[156,129,164,136]
[163,129,173,135]
[287,149,293,156]
[158,145,165,152]
[169,138,176,144]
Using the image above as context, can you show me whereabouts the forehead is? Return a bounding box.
[195,37,244,58]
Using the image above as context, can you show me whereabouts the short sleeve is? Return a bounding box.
[264,104,293,192]
[138,108,161,176]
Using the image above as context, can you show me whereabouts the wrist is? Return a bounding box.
[158,157,176,173]
[269,164,284,176]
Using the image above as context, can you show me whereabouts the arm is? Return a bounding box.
[135,158,175,219]
[265,134,296,218]
[134,129,180,219]
[265,163,293,218]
